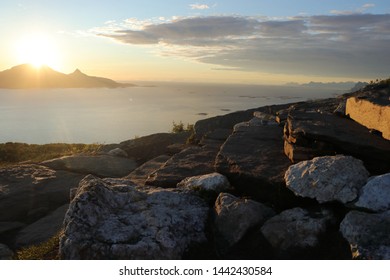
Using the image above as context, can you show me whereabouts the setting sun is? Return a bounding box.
[15,34,61,69]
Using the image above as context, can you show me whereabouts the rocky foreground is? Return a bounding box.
[1,82,389,260]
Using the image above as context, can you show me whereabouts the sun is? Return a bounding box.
[15,33,62,69]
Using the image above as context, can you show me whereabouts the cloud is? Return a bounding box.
[98,14,390,78]
[190,4,210,10]
[331,3,375,15]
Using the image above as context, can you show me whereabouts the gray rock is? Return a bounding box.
[261,207,333,252]
[340,210,390,259]
[177,172,231,194]
[145,146,217,188]
[0,243,13,260]
[0,222,25,235]
[285,155,369,204]
[0,164,84,223]
[355,173,390,212]
[60,175,209,259]
[15,204,69,248]
[42,155,138,178]
[107,148,128,158]
[214,193,275,252]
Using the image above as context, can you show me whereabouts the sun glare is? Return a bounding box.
[15,34,61,69]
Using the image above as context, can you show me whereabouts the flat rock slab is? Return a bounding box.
[145,146,217,188]
[285,155,369,204]
[340,210,390,259]
[60,175,209,260]
[125,155,171,186]
[215,123,292,204]
[285,111,390,174]
[355,173,390,212]
[42,155,138,178]
[0,164,83,223]
[15,204,69,248]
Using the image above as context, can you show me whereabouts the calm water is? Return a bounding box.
[0,83,344,144]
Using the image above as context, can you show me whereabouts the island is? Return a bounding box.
[0,64,134,89]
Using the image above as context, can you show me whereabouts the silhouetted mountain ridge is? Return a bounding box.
[0,64,134,89]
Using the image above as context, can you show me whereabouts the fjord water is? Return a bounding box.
[0,83,344,144]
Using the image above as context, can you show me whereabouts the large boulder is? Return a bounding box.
[0,164,83,223]
[213,193,275,253]
[42,155,138,178]
[285,155,369,204]
[340,210,390,259]
[60,175,209,260]
[215,113,294,206]
[355,173,390,212]
[261,207,334,257]
[14,204,69,248]
[145,146,217,188]
[284,110,390,174]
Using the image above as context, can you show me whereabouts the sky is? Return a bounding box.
[0,0,389,84]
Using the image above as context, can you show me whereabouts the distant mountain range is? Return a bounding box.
[285,81,368,92]
[0,64,135,89]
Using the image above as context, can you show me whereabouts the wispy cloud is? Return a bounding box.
[96,13,390,78]
[331,3,375,15]
[190,3,210,10]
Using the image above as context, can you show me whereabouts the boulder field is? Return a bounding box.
[0,83,389,259]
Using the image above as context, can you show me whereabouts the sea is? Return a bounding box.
[0,82,347,144]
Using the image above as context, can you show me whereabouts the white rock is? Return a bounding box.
[285,155,369,204]
[177,172,230,193]
[355,173,390,212]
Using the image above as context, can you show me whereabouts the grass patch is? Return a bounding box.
[14,231,62,260]
[171,121,194,134]
[0,142,102,167]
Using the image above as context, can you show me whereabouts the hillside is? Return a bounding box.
[0,64,134,89]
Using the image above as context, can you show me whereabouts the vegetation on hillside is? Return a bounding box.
[0,142,101,167]
[14,231,62,260]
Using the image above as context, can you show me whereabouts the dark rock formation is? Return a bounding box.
[213,193,275,254]
[340,210,390,259]
[60,175,209,259]
[14,204,69,248]
[261,207,336,258]
[284,110,390,174]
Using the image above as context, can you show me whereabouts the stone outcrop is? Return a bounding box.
[355,173,390,212]
[60,175,209,260]
[261,207,335,257]
[283,110,390,174]
[213,193,275,253]
[340,210,390,259]
[285,155,369,204]
[346,94,390,140]
[42,155,138,178]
